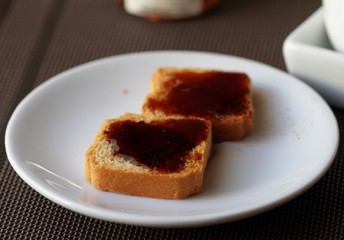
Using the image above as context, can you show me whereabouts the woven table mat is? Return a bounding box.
[1,0,343,239]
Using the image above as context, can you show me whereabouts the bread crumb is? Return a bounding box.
[121,88,128,95]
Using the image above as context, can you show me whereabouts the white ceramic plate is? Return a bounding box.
[283,8,344,109]
[5,51,338,228]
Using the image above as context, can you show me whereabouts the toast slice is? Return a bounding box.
[85,113,212,199]
[142,68,254,142]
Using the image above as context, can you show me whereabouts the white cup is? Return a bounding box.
[322,0,344,53]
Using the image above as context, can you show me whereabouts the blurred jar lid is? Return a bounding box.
[119,0,220,21]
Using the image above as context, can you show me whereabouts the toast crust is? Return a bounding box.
[85,113,212,199]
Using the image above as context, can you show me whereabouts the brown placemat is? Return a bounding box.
[1,0,343,239]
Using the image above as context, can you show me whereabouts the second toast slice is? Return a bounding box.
[142,68,254,141]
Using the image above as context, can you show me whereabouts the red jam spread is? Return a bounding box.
[145,71,250,118]
[104,119,208,173]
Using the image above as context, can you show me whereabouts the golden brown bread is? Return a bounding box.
[85,113,212,199]
[142,68,254,142]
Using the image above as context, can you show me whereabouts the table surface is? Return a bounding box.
[1,0,343,239]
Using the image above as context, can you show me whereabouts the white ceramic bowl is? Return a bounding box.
[322,0,344,53]
[283,8,344,109]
